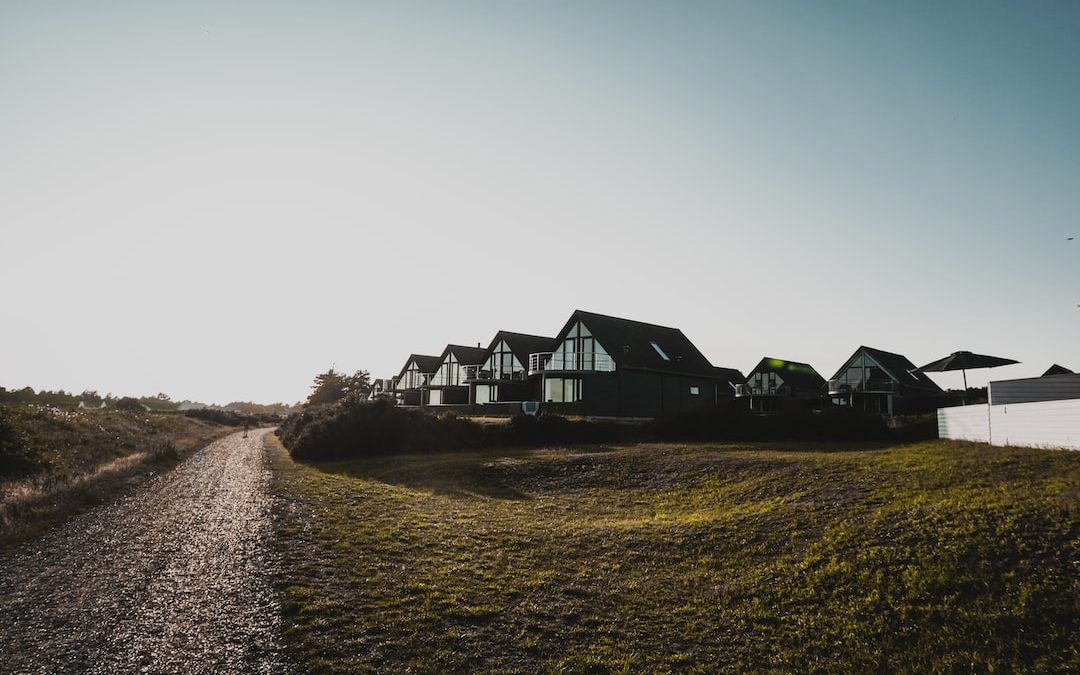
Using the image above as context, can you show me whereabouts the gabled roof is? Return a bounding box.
[748,357,825,390]
[438,344,489,366]
[485,331,554,364]
[396,354,442,379]
[833,346,944,394]
[1043,364,1074,377]
[555,309,722,378]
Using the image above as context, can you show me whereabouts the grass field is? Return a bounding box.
[269,436,1080,673]
[0,404,231,548]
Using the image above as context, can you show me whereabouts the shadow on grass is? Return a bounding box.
[309,451,539,501]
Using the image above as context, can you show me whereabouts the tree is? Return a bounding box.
[306,368,372,407]
[115,397,146,412]
[81,390,103,405]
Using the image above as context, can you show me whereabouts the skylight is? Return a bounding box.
[650,341,670,361]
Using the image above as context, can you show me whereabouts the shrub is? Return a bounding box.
[277,398,487,461]
[114,397,146,412]
[277,400,906,462]
[645,405,890,443]
[0,409,44,478]
[182,408,252,427]
[500,413,631,447]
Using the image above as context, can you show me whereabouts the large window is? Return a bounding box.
[483,341,524,379]
[833,353,892,392]
[430,353,462,386]
[551,322,612,371]
[747,371,783,395]
[544,377,582,403]
[474,384,497,404]
[401,362,427,389]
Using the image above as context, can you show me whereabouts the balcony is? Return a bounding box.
[827,378,898,395]
[735,384,779,397]
[528,351,616,375]
[463,365,527,382]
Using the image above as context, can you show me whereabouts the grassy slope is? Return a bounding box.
[1,404,231,548]
[269,437,1080,673]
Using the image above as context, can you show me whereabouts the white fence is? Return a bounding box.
[988,399,1080,450]
[938,399,1080,450]
[937,405,991,443]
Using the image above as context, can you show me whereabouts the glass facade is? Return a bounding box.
[746,371,783,395]
[474,384,496,404]
[430,353,462,386]
[832,353,893,392]
[483,341,524,379]
[544,377,582,403]
[550,322,611,371]
[400,362,427,389]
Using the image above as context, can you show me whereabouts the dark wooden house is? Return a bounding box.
[392,354,442,406]
[1043,364,1074,377]
[465,331,554,407]
[529,310,743,418]
[424,344,489,406]
[736,357,825,412]
[827,346,944,415]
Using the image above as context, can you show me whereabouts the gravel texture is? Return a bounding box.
[0,430,287,674]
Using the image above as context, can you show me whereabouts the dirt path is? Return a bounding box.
[0,430,287,674]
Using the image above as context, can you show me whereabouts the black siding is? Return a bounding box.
[990,374,1080,405]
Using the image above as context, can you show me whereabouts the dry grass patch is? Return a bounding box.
[0,404,231,548]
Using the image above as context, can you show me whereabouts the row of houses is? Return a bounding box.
[371,308,1058,419]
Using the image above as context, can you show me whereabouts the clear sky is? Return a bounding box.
[2,1,1078,404]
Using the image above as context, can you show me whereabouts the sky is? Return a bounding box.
[1,1,1078,404]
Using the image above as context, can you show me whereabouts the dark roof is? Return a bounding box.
[555,310,721,378]
[749,357,825,390]
[439,344,489,366]
[396,354,442,379]
[713,367,746,386]
[1043,364,1074,377]
[485,331,555,364]
[835,346,944,394]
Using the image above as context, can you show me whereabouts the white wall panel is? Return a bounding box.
[937,405,991,443]
[989,399,1080,450]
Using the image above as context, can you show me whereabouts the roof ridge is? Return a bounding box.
[495,330,554,340]
[573,309,682,332]
[761,356,816,368]
[860,345,909,360]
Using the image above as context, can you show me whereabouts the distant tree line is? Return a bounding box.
[0,386,300,416]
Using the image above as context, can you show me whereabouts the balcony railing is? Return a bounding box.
[528,351,616,375]
[463,365,528,382]
[735,384,780,397]
[827,379,898,395]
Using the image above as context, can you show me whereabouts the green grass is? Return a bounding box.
[269,437,1080,673]
[0,404,231,548]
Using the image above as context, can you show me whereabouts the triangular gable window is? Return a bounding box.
[552,322,612,371]
[431,352,461,386]
[833,351,895,392]
[484,340,523,378]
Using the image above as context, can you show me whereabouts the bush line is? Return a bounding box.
[277,398,937,461]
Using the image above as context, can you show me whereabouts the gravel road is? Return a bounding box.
[0,430,287,674]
